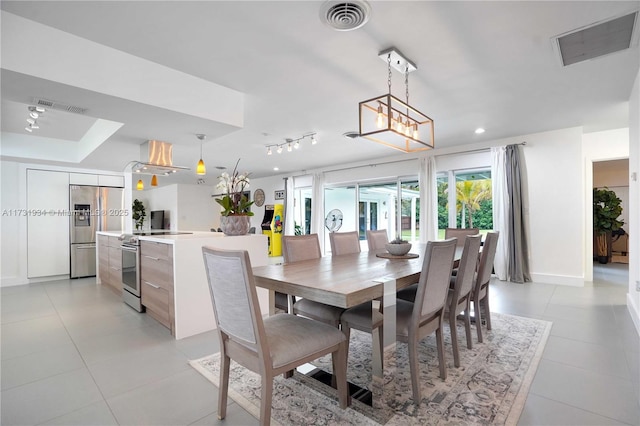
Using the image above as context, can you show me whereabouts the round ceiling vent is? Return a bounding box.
[320,1,371,31]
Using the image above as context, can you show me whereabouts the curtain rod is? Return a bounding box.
[435,141,527,158]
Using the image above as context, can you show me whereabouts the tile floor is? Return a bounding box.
[1,263,638,425]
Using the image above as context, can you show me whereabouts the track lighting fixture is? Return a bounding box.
[265,133,318,156]
[25,106,45,133]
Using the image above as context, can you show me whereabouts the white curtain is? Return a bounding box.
[419,156,438,243]
[284,176,295,235]
[491,146,509,280]
[311,172,325,252]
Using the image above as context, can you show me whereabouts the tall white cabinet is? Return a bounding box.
[27,169,70,278]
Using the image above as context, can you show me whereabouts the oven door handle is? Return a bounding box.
[121,245,138,252]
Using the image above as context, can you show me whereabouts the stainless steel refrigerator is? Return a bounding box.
[70,185,124,278]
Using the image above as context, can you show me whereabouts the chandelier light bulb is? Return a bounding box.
[277,145,283,154]
[294,140,300,149]
[287,143,292,152]
[267,147,272,155]
[413,123,419,139]
[376,105,385,128]
[196,158,206,175]
[311,135,317,145]
[397,118,404,134]
[404,119,412,137]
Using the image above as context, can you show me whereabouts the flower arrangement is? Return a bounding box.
[215,159,254,216]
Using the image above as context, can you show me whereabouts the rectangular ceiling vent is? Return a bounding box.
[32,98,87,115]
[554,11,638,66]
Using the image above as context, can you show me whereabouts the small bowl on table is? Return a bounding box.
[385,242,412,256]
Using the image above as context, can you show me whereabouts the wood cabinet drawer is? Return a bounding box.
[140,241,171,261]
[98,235,110,248]
[141,281,171,328]
[108,235,121,248]
[140,256,173,290]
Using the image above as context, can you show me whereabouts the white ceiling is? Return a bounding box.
[1,1,639,186]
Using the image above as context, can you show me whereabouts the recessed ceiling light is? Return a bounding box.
[475,128,485,134]
[273,167,279,171]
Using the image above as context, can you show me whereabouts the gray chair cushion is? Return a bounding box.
[341,302,383,330]
[294,298,344,323]
[395,299,416,337]
[396,283,418,302]
[264,313,346,368]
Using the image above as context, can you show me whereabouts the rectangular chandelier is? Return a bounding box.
[358,48,434,153]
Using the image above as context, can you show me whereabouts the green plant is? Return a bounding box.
[390,236,409,244]
[593,188,623,257]
[132,199,146,230]
[214,159,254,216]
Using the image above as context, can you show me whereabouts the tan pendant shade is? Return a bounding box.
[151,174,158,186]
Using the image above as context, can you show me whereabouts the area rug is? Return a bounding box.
[190,312,551,425]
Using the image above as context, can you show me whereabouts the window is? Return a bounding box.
[437,169,493,236]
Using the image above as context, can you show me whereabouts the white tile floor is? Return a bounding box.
[1,263,638,425]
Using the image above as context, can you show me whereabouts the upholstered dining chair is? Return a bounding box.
[471,231,499,343]
[445,234,482,367]
[396,238,457,403]
[282,234,346,328]
[366,229,389,251]
[444,228,479,247]
[329,231,361,255]
[202,247,350,425]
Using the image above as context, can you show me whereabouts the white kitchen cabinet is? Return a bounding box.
[27,169,70,278]
[69,173,99,185]
[98,175,124,187]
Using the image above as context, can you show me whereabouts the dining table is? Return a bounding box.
[252,242,462,421]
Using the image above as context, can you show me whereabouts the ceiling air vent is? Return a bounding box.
[554,12,638,66]
[32,98,87,114]
[320,0,371,31]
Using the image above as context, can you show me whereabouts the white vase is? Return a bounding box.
[220,215,250,236]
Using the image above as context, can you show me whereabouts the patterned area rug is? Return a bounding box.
[190,312,551,425]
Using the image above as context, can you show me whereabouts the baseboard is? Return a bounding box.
[529,273,584,287]
[1,274,70,287]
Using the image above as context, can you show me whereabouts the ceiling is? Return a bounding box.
[1,1,639,186]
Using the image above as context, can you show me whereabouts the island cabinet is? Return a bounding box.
[97,235,122,294]
[140,240,175,335]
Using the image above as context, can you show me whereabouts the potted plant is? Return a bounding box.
[132,199,146,231]
[215,159,254,235]
[385,236,412,256]
[593,188,623,264]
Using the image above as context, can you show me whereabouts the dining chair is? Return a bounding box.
[445,234,482,367]
[282,234,346,328]
[397,238,457,403]
[471,231,499,343]
[202,247,350,425]
[329,231,361,255]
[366,229,388,251]
[444,228,479,247]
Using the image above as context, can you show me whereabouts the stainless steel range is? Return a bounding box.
[119,234,143,312]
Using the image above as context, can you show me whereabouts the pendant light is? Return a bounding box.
[150,174,158,186]
[136,179,144,190]
[358,47,434,153]
[196,134,206,176]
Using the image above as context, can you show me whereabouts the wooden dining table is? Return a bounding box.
[252,242,460,420]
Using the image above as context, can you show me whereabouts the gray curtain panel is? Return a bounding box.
[505,145,531,283]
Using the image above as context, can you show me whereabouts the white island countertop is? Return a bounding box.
[97,230,269,339]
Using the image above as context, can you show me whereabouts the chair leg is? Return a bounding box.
[218,353,231,420]
[260,373,273,426]
[475,300,484,343]
[483,296,492,330]
[332,342,350,409]
[436,326,447,380]
[463,305,473,350]
[449,310,460,368]
[408,340,421,403]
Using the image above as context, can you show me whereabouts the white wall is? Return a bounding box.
[176,184,217,231]
[627,69,640,334]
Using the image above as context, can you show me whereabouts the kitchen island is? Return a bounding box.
[97,231,269,339]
